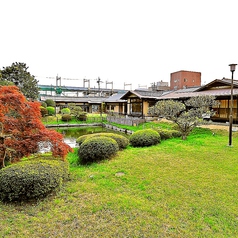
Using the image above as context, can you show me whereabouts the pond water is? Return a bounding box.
[52,126,127,148]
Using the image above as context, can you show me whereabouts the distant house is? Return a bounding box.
[119,89,163,118]
[40,95,107,113]
[104,93,127,115]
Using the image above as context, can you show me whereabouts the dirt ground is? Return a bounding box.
[199,124,230,131]
[158,118,234,131]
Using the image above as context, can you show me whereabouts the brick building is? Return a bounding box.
[170,70,201,90]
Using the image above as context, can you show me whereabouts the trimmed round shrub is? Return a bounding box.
[171,130,182,138]
[156,129,173,140]
[78,136,119,164]
[41,101,47,108]
[46,106,55,116]
[61,114,72,122]
[156,128,182,139]
[76,134,92,145]
[40,106,48,117]
[129,129,161,147]
[76,133,129,150]
[45,99,56,107]
[0,159,69,202]
[61,108,71,115]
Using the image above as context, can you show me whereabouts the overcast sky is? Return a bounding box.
[1,0,238,90]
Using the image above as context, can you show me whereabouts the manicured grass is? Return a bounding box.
[108,120,174,132]
[42,114,107,125]
[1,127,238,237]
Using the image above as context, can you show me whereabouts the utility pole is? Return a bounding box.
[96,77,103,91]
[56,75,61,87]
[106,81,113,95]
[124,82,132,90]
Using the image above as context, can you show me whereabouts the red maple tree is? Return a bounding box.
[0,86,72,168]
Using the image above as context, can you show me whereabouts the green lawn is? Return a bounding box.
[1,127,238,237]
[41,114,107,125]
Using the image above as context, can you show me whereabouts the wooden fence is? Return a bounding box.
[107,116,146,126]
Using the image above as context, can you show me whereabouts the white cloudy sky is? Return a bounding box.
[1,0,238,89]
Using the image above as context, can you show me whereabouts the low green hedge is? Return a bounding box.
[0,159,69,202]
[129,129,161,147]
[76,133,129,150]
[61,114,72,122]
[156,128,182,140]
[78,136,119,164]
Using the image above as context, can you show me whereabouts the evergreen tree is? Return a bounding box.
[0,62,39,100]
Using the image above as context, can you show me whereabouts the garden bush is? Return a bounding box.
[40,106,48,117]
[61,108,71,115]
[156,129,173,140]
[45,99,56,107]
[78,136,119,164]
[171,129,182,138]
[156,128,182,140]
[46,106,55,116]
[129,129,161,147]
[41,101,47,108]
[61,114,72,122]
[76,133,129,150]
[0,159,69,202]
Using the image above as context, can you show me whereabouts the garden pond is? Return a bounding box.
[52,126,129,148]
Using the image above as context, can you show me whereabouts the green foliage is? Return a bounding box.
[76,134,90,145]
[149,96,218,140]
[156,128,182,140]
[68,103,85,120]
[61,114,72,122]
[40,106,48,117]
[78,136,119,164]
[156,128,173,140]
[76,133,129,150]
[45,99,56,107]
[41,101,47,108]
[61,108,70,115]
[0,62,39,100]
[46,106,55,116]
[0,159,69,202]
[171,129,182,138]
[0,80,14,86]
[129,129,161,147]
[77,113,87,121]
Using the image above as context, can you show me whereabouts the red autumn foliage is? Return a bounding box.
[0,86,72,167]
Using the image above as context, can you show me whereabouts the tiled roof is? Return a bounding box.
[104,93,126,102]
[157,88,238,100]
[40,95,107,104]
[120,90,164,100]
